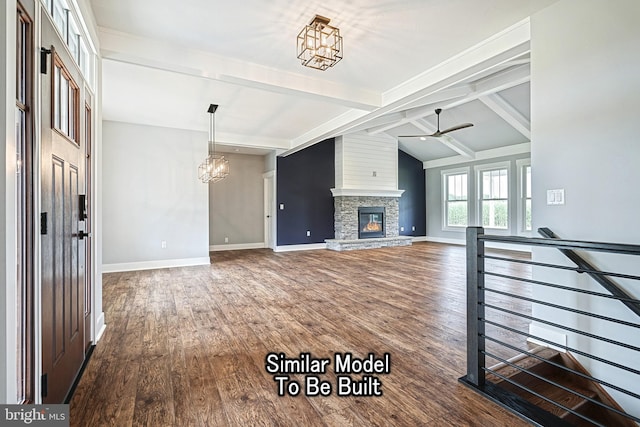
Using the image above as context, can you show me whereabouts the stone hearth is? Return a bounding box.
[326,193,412,251]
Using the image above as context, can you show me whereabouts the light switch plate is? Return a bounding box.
[547,189,565,205]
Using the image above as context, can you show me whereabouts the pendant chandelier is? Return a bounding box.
[198,104,229,183]
[297,15,343,71]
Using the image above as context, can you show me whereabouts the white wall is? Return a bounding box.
[335,132,398,190]
[531,0,640,415]
[102,121,209,271]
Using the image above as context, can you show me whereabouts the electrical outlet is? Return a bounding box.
[400,226,404,232]
[224,237,229,243]
[306,230,311,237]
[161,240,167,249]
[412,226,415,231]
[372,171,377,177]
[279,203,285,210]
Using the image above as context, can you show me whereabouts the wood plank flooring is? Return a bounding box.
[70,242,533,426]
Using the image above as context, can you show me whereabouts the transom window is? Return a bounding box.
[41,0,94,86]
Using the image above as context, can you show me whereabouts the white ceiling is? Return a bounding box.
[91,0,559,162]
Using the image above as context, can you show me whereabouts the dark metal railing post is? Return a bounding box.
[466,226,486,386]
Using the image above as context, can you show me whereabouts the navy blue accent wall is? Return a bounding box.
[398,150,426,236]
[277,139,335,245]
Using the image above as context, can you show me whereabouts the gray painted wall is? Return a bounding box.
[531,0,640,414]
[425,153,530,241]
[102,121,209,265]
[209,152,265,247]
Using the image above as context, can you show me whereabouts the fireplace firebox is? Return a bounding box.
[358,207,385,239]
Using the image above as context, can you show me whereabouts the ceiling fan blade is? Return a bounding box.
[398,133,437,139]
[438,123,474,135]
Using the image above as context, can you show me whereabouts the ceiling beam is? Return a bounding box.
[382,18,531,106]
[367,85,473,135]
[423,142,530,169]
[479,93,531,140]
[364,64,529,136]
[410,118,476,158]
[286,18,532,154]
[366,112,408,135]
[98,28,381,111]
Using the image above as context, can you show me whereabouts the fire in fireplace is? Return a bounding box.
[358,207,385,239]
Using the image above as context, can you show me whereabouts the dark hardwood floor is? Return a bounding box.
[70,242,533,426]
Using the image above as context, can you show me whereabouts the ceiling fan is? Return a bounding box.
[399,108,473,139]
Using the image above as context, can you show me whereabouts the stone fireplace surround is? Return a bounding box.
[325,191,413,251]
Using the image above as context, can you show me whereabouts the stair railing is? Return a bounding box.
[460,226,640,427]
[538,227,640,318]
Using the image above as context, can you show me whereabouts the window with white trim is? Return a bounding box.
[517,159,532,231]
[442,169,469,229]
[479,166,509,229]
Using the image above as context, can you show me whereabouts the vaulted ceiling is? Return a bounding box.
[91,0,558,164]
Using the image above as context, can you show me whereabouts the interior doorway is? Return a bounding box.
[263,171,275,250]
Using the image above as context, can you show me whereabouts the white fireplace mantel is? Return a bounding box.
[330,188,405,198]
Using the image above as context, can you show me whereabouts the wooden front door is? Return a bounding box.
[40,16,87,404]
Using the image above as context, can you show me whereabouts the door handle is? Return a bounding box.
[75,231,91,240]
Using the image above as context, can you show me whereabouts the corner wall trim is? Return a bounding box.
[94,312,106,343]
[102,257,211,273]
[210,242,265,252]
[275,243,327,252]
[528,323,567,352]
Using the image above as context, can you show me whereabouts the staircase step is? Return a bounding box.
[499,365,597,417]
[487,349,637,426]
[486,346,559,384]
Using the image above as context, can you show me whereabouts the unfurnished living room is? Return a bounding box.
[2,0,640,426]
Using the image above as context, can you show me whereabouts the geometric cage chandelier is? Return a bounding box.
[198,104,229,183]
[296,15,343,71]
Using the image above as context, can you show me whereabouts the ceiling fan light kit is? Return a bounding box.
[400,108,474,139]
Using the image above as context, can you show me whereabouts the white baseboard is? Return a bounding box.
[95,312,106,343]
[210,242,265,251]
[528,323,567,352]
[423,236,531,252]
[424,236,466,245]
[102,257,211,273]
[486,242,532,253]
[275,243,327,252]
